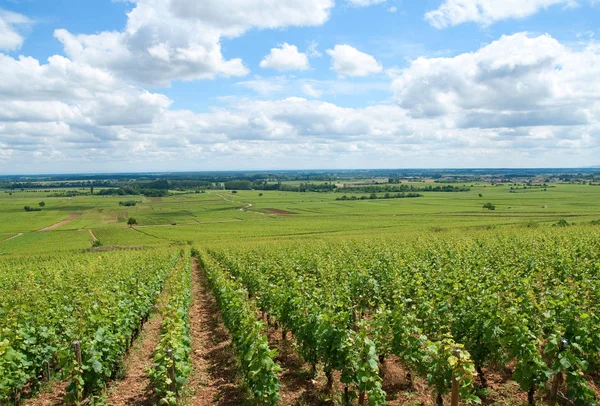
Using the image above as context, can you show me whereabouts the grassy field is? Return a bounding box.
[1,182,600,255]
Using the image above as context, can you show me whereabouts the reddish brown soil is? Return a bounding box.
[266,325,333,405]
[22,381,67,406]
[186,259,245,406]
[265,208,295,215]
[104,313,163,405]
[37,214,81,232]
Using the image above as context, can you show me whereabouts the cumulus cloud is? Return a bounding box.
[425,0,576,28]
[302,84,322,98]
[54,0,334,86]
[392,32,600,130]
[260,43,310,71]
[0,9,32,51]
[326,45,383,77]
[346,0,387,6]
[2,27,600,171]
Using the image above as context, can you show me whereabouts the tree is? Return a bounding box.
[39,201,45,207]
[478,193,483,198]
[483,202,495,211]
[127,217,137,227]
[90,183,94,195]
[258,193,263,197]
[232,190,238,194]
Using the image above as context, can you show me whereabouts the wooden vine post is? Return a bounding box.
[167,348,178,398]
[451,348,461,406]
[548,338,568,406]
[73,340,83,404]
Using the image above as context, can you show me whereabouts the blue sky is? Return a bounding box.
[1,0,600,173]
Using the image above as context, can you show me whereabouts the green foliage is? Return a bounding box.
[148,252,192,405]
[482,202,495,210]
[23,206,41,212]
[199,252,281,405]
[38,201,45,207]
[119,200,137,207]
[0,250,177,403]
[209,229,600,405]
[127,217,137,226]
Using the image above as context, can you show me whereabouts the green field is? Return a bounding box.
[1,181,599,405]
[1,183,600,255]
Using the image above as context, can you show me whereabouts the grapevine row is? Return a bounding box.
[0,250,179,403]
[197,249,281,405]
[209,227,599,405]
[149,249,193,405]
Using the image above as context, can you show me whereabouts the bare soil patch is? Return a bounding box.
[266,325,332,405]
[23,381,68,406]
[265,208,295,215]
[105,309,163,405]
[186,259,245,406]
[37,214,81,232]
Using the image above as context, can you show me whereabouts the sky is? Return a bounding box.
[0,0,600,174]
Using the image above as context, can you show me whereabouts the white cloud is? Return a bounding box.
[392,32,600,130]
[425,0,575,28]
[2,28,600,172]
[346,0,386,6]
[0,9,32,51]
[169,0,334,35]
[307,41,322,58]
[54,0,334,86]
[302,84,322,98]
[326,45,383,77]
[260,43,310,71]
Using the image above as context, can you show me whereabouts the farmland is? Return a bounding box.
[0,172,599,405]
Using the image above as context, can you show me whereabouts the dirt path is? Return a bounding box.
[186,258,245,406]
[37,214,81,232]
[104,310,163,405]
[213,193,266,216]
[23,381,68,406]
[88,229,98,241]
[0,232,23,242]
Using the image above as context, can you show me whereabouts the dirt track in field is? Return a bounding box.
[37,214,81,232]
[186,258,244,406]
[105,310,163,405]
[0,232,23,242]
[88,229,98,241]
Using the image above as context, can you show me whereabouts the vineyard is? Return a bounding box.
[0,226,599,405]
[202,227,600,405]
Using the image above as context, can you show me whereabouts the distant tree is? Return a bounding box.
[478,193,483,197]
[90,183,94,195]
[231,190,238,194]
[483,202,495,211]
[258,193,263,197]
[39,201,45,207]
[127,217,137,227]
[369,193,378,200]
[24,205,41,212]
[555,219,569,227]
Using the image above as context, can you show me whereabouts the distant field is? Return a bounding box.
[1,182,600,254]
